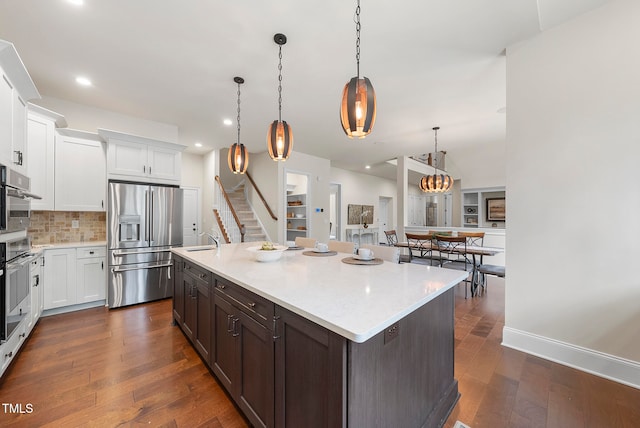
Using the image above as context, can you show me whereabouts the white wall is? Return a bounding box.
[330,167,397,242]
[34,96,179,143]
[505,0,640,387]
[181,152,204,189]
[201,149,218,241]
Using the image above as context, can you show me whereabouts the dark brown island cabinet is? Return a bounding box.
[173,255,458,428]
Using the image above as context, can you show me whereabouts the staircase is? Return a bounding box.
[227,184,267,242]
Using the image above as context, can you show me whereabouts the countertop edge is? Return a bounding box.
[172,246,467,343]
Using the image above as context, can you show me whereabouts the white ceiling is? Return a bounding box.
[0,0,608,175]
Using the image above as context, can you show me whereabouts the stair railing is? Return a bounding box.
[246,171,278,221]
[214,176,245,243]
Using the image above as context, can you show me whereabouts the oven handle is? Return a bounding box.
[111,263,173,273]
[6,257,33,273]
[7,188,42,200]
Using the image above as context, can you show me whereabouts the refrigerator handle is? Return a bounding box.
[150,190,154,244]
[144,190,150,242]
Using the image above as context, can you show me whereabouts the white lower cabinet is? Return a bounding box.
[43,248,77,310]
[27,255,43,335]
[0,322,26,378]
[76,247,106,303]
[44,246,107,310]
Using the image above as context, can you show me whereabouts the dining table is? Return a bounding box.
[395,240,504,297]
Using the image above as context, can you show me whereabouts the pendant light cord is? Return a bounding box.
[433,127,440,173]
[355,0,361,79]
[277,45,283,122]
[236,82,241,144]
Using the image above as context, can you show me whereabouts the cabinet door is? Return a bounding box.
[274,305,346,428]
[237,311,274,428]
[107,139,148,178]
[27,113,55,210]
[55,134,106,211]
[11,93,27,173]
[194,281,211,363]
[173,257,184,325]
[147,145,181,182]
[212,293,241,395]
[29,258,42,332]
[182,275,197,341]
[0,73,14,166]
[43,249,77,309]
[76,257,106,303]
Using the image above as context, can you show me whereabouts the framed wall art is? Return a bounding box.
[486,198,506,222]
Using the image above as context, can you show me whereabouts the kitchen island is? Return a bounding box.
[171,243,468,428]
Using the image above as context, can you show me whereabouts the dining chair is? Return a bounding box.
[436,235,473,298]
[405,233,441,265]
[360,243,401,263]
[384,230,398,246]
[475,264,505,295]
[295,236,317,248]
[328,240,355,254]
[456,231,485,265]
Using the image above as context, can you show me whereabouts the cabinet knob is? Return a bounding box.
[4,351,13,359]
[248,302,256,309]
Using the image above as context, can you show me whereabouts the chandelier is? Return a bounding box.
[419,127,453,193]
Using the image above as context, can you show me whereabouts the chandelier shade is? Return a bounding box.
[420,126,454,193]
[267,33,293,161]
[340,0,376,138]
[228,76,248,174]
[419,173,454,193]
[340,76,376,138]
[228,142,248,174]
[267,119,293,161]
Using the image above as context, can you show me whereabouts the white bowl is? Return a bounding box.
[247,245,288,262]
[295,213,304,219]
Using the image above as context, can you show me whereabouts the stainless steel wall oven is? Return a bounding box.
[0,164,41,234]
[1,235,36,343]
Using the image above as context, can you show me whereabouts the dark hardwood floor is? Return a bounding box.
[1,278,639,427]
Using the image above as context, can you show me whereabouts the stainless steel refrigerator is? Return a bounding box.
[107,181,183,308]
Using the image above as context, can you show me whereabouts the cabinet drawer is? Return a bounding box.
[76,246,106,259]
[183,261,211,285]
[215,276,274,326]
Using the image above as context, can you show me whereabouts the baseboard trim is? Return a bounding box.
[502,326,640,390]
[42,300,106,317]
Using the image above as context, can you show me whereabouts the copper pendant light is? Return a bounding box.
[228,76,249,174]
[267,33,293,161]
[340,0,376,138]
[420,127,454,193]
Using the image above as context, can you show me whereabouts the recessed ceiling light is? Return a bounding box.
[75,76,92,86]
[223,119,232,126]
[68,0,84,6]
[365,165,371,169]
[194,142,203,148]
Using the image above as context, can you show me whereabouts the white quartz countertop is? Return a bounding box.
[33,241,107,250]
[172,243,468,343]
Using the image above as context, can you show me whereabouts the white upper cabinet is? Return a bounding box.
[0,40,41,172]
[27,104,66,210]
[0,74,12,164]
[55,129,106,211]
[100,129,184,185]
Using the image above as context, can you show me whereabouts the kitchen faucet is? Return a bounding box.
[199,232,221,248]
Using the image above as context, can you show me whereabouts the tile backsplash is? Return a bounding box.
[29,211,106,245]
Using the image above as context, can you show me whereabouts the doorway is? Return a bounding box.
[182,187,201,246]
[329,183,341,240]
[378,196,392,244]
